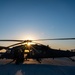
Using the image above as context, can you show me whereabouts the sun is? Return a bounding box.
[24,35,36,46]
[19,34,37,45]
[27,42,31,46]
[26,42,34,46]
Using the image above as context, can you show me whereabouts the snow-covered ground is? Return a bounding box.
[0,57,75,75]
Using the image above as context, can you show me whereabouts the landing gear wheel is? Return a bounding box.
[15,58,24,65]
[15,59,20,65]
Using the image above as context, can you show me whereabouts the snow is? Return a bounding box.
[0,64,75,75]
[0,58,75,75]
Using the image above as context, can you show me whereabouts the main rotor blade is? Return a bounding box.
[0,38,75,42]
[0,40,23,42]
[33,38,75,41]
[8,42,24,47]
[0,40,32,42]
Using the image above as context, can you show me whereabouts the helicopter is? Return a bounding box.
[0,38,75,64]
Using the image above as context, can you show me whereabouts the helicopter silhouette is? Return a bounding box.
[0,38,75,64]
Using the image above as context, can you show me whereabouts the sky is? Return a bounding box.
[0,0,75,50]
